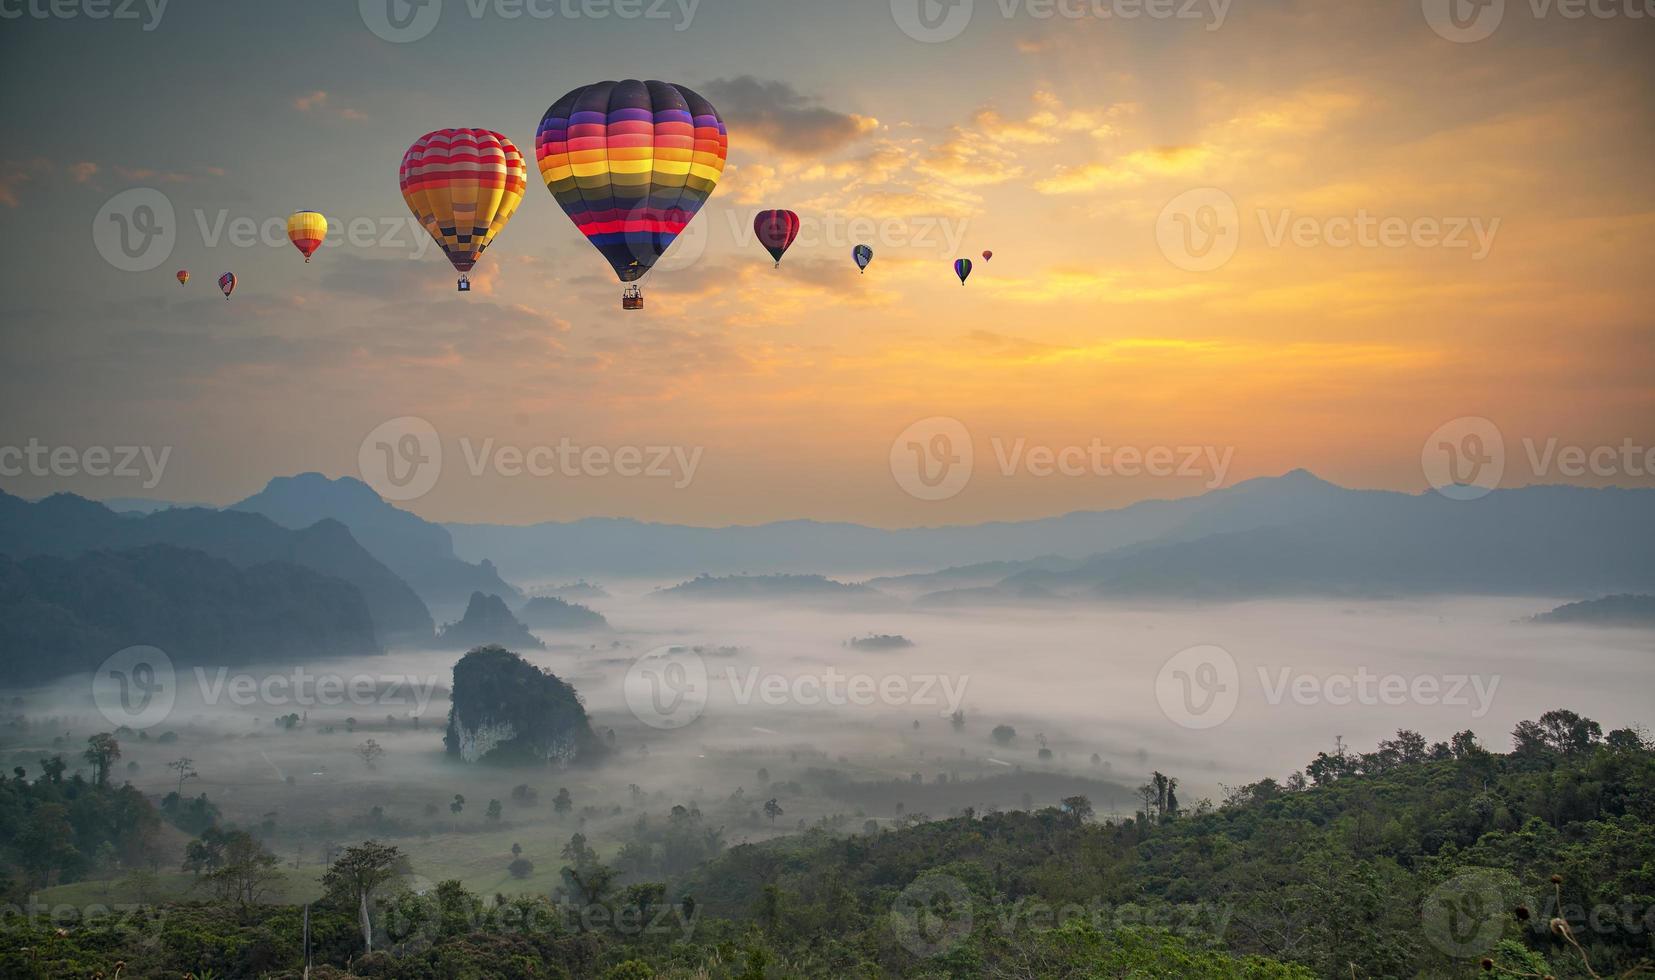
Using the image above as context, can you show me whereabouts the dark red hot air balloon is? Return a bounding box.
[754,210,800,267]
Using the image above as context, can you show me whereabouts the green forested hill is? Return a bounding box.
[2,710,1650,979]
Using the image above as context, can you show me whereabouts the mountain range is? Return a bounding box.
[0,488,433,642]
[0,544,379,685]
[447,471,1654,599]
[231,472,517,615]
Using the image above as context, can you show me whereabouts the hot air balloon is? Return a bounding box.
[853,244,873,274]
[287,210,327,263]
[535,80,728,311]
[176,270,189,286]
[218,272,236,299]
[754,210,800,267]
[982,250,993,261]
[400,129,527,292]
[954,258,972,285]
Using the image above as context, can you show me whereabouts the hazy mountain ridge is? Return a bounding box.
[1531,593,1655,627]
[651,573,888,604]
[518,595,609,630]
[449,472,1653,600]
[0,544,380,685]
[983,483,1655,600]
[232,473,518,613]
[0,489,433,642]
[442,470,1402,580]
[436,592,544,650]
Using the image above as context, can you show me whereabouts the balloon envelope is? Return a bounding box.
[399,129,527,275]
[853,244,873,272]
[176,270,189,285]
[535,80,728,283]
[287,211,327,262]
[754,210,800,265]
[218,272,236,299]
[982,250,993,261]
[954,258,972,284]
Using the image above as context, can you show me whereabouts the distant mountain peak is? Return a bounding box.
[257,471,382,501]
[233,472,519,607]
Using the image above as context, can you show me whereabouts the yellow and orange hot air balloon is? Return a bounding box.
[287,210,327,263]
[176,270,189,286]
[399,129,527,291]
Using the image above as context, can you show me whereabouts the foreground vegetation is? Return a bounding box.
[2,709,1651,978]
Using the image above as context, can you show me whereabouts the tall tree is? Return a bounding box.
[83,734,122,786]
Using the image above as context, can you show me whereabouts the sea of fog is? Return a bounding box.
[16,593,1653,831]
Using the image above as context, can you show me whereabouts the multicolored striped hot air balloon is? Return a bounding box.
[218,272,236,299]
[535,80,728,310]
[754,210,800,267]
[399,128,527,291]
[287,210,327,263]
[954,258,972,285]
[853,244,873,274]
[176,270,189,286]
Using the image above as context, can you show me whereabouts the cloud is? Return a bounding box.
[293,90,367,122]
[114,165,202,184]
[700,76,877,157]
[1034,145,1213,194]
[68,162,99,184]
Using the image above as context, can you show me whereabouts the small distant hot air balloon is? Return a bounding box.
[218,272,236,299]
[853,244,873,274]
[954,258,973,285]
[176,270,189,286]
[982,250,993,261]
[754,210,800,267]
[535,80,728,310]
[287,210,327,263]
[400,129,527,292]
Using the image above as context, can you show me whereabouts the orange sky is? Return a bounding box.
[0,1,1651,526]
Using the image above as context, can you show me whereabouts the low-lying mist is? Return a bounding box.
[8,590,1651,899]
